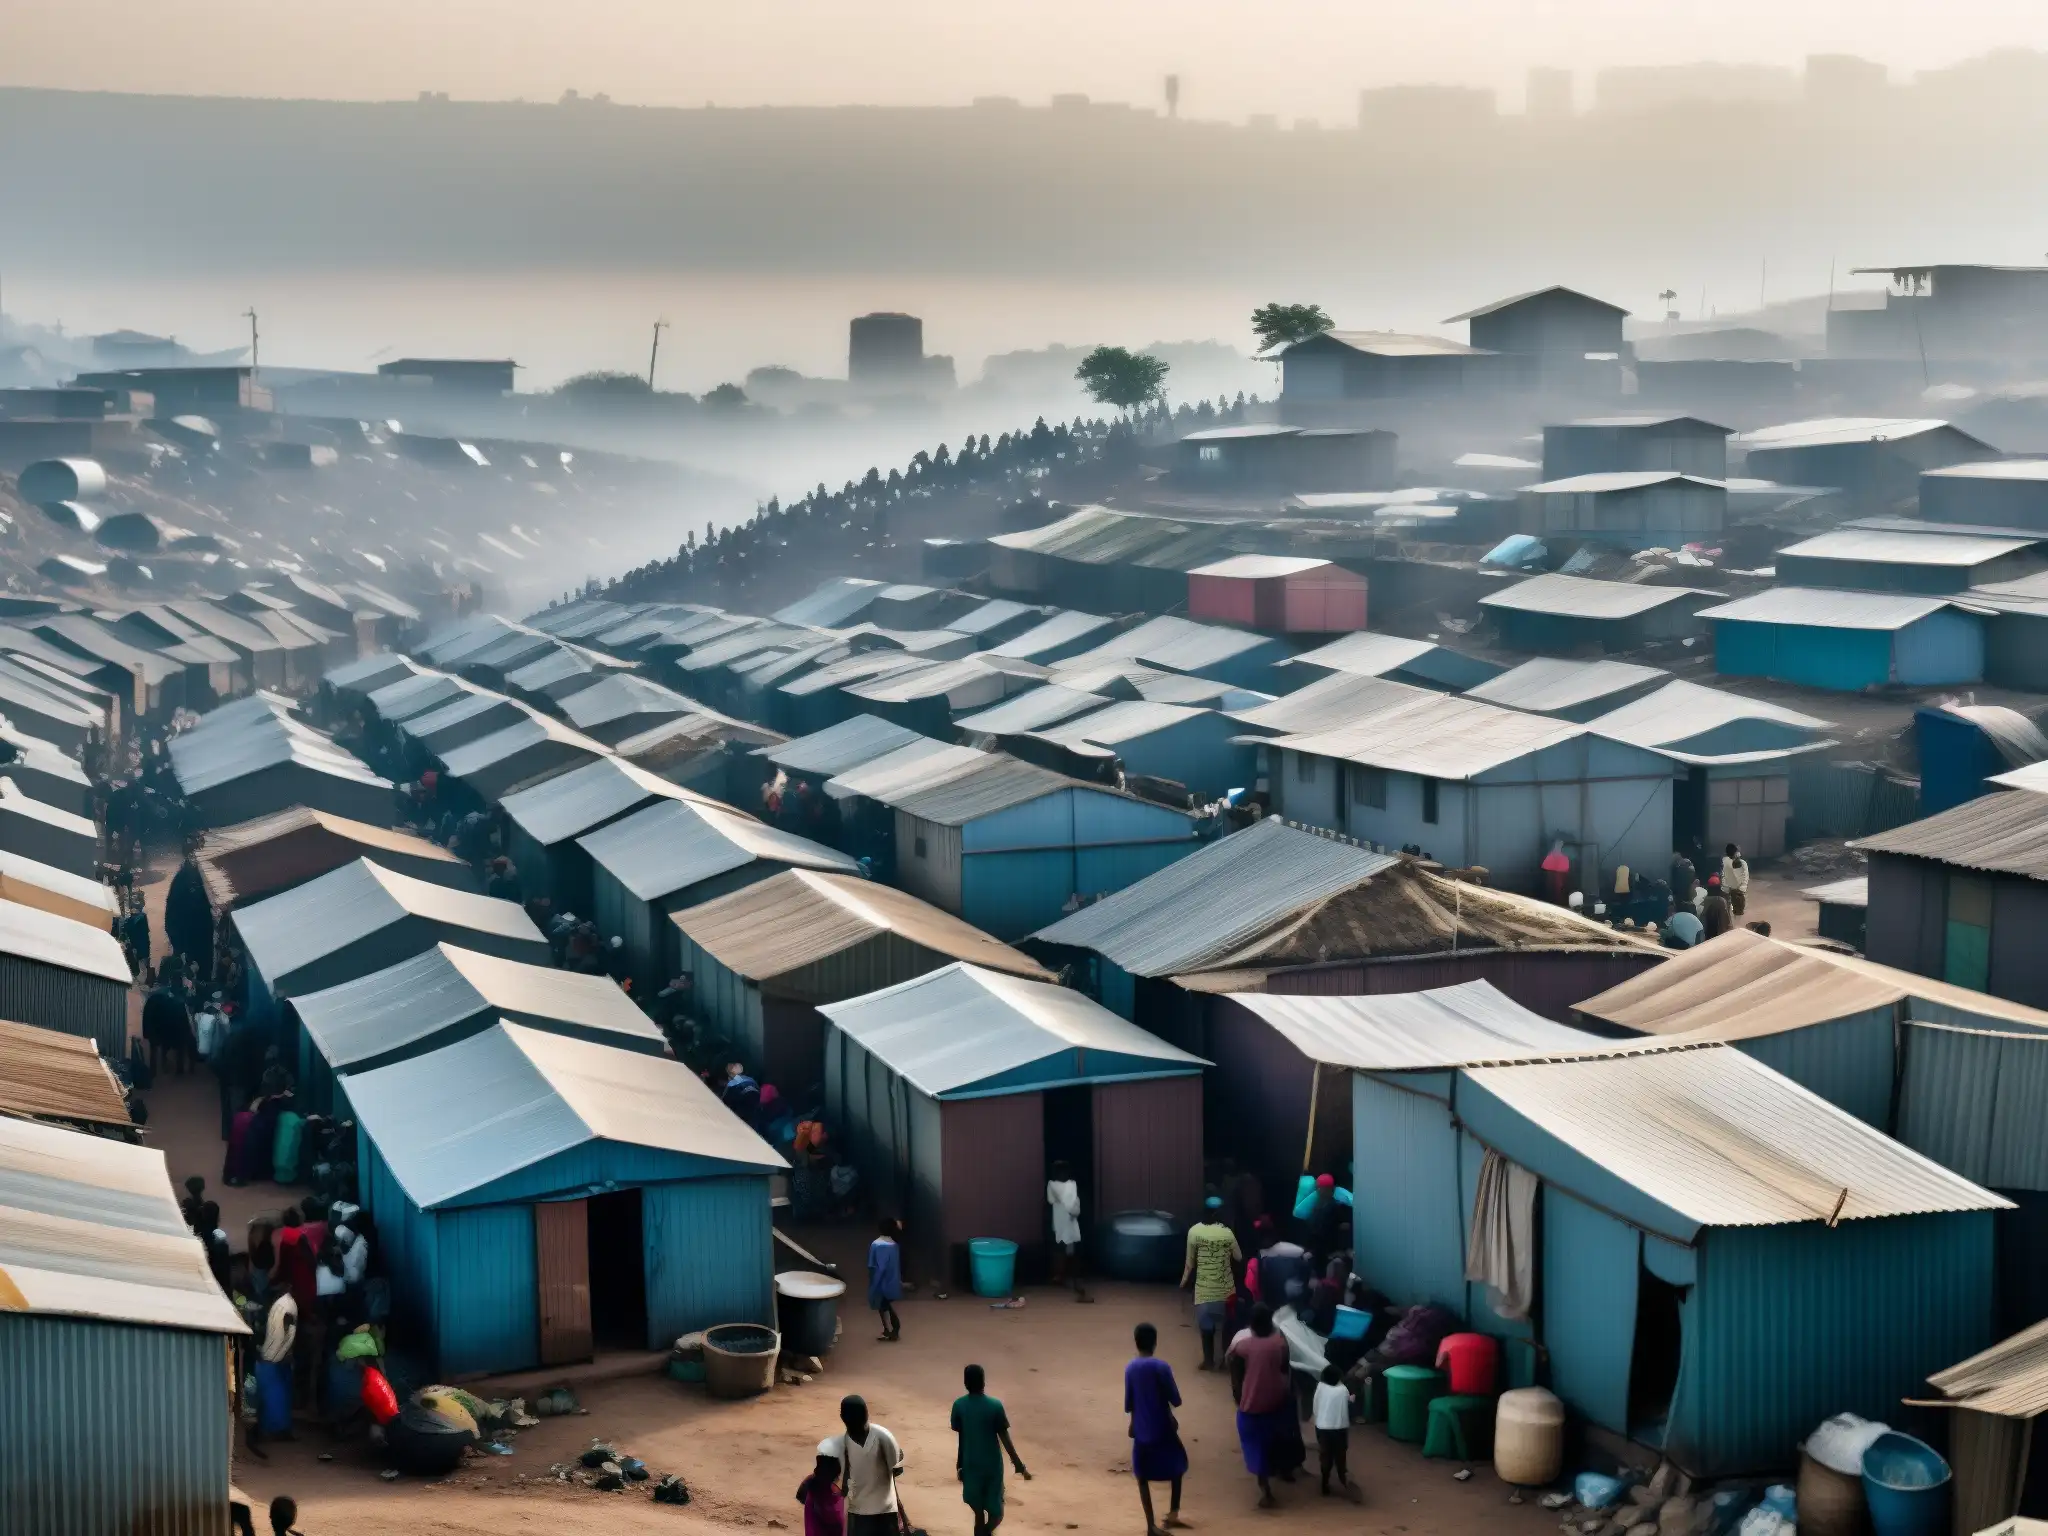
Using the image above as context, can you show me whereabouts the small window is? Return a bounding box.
[1421,776,1440,825]
[1296,753,1317,784]
[913,834,929,859]
[1197,444,1223,462]
[1351,766,1386,809]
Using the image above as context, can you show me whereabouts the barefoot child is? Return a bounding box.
[867,1218,903,1342]
[1124,1323,1190,1536]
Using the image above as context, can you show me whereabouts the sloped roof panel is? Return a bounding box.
[757,716,927,777]
[579,799,857,902]
[499,754,731,846]
[1696,588,1964,630]
[1466,658,1667,714]
[1854,789,2048,880]
[1480,573,1721,619]
[1234,980,1624,1069]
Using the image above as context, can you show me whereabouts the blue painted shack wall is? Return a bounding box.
[1669,1213,1995,1477]
[0,1313,232,1536]
[1895,610,1986,686]
[1714,621,1896,690]
[955,789,1197,938]
[643,1175,777,1342]
[1733,1009,1897,1127]
[1111,715,1258,798]
[1351,1071,1467,1308]
[434,1202,540,1377]
[1098,960,1137,1021]
[1916,706,2006,816]
[1541,1186,1641,1436]
[357,1130,439,1346]
[447,1141,753,1209]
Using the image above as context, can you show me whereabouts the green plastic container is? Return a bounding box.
[1384,1365,1447,1444]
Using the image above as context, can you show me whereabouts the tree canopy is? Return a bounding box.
[1250,302,1334,354]
[1074,346,1169,413]
[554,369,653,398]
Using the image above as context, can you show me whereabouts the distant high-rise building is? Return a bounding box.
[1526,67,1574,119]
[1356,84,1496,133]
[1804,54,1889,105]
[849,313,925,385]
[1593,63,1798,115]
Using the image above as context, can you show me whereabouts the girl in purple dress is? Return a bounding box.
[1124,1323,1189,1536]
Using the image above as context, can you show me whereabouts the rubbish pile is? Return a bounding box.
[1547,1460,1782,1536]
[537,1440,686,1505]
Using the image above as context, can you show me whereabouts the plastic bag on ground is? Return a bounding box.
[1574,1472,1629,1510]
[1737,1509,1788,1536]
[1806,1412,1890,1477]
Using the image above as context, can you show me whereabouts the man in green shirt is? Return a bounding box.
[952,1363,1030,1536]
[1180,1195,1243,1371]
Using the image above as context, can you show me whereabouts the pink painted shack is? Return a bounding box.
[1186,555,1368,634]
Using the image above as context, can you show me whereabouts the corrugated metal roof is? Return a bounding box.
[1466,1046,2008,1226]
[758,715,927,776]
[232,858,543,983]
[1778,529,2039,566]
[499,754,733,847]
[990,506,1196,562]
[1564,415,1730,433]
[772,578,887,628]
[1589,680,1833,750]
[367,670,478,723]
[347,1021,784,1210]
[1576,927,2048,1039]
[327,652,421,696]
[1032,699,1208,747]
[402,689,520,743]
[946,599,1042,637]
[1467,658,1666,714]
[0,893,130,982]
[0,1114,248,1334]
[1943,704,2048,769]
[1520,471,1722,495]
[1854,789,2048,879]
[195,806,466,908]
[0,1015,130,1128]
[845,658,1007,708]
[1257,682,1588,780]
[956,685,1114,738]
[437,710,609,779]
[1737,417,1978,450]
[0,779,92,841]
[1280,631,1442,677]
[1032,816,1393,976]
[1480,573,1720,619]
[1178,424,1300,442]
[1188,555,1333,579]
[560,673,692,732]
[1305,330,1484,358]
[818,962,1206,1098]
[1928,1317,2048,1417]
[0,730,87,791]
[169,695,387,795]
[578,798,857,902]
[0,848,120,925]
[1804,876,1869,907]
[292,942,663,1071]
[164,599,281,656]
[616,709,784,769]
[983,610,1117,660]
[673,869,1052,985]
[777,651,932,699]
[1445,286,1628,322]
[504,642,630,694]
[825,741,987,805]
[1062,616,1213,668]
[1990,761,2048,793]
[1926,459,2048,483]
[887,753,1090,826]
[1697,588,1969,630]
[1135,624,1275,675]
[1233,980,1627,1069]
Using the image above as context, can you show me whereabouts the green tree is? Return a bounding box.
[1249,302,1334,353]
[553,369,653,398]
[1075,346,1169,414]
[703,382,748,408]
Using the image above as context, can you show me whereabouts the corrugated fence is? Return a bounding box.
[1789,758,1921,843]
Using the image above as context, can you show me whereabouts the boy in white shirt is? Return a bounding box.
[1311,1363,1360,1502]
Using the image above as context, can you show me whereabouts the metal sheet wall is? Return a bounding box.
[1734,1007,1897,1127]
[1093,1075,1203,1223]
[0,955,128,1059]
[941,1093,1046,1263]
[1670,1212,1995,1478]
[962,849,1077,940]
[642,1175,776,1345]
[0,1314,232,1536]
[1540,1186,1640,1437]
[356,1130,438,1340]
[1895,610,1986,686]
[450,1142,753,1210]
[1990,879,2048,1012]
[1206,996,1320,1203]
[433,1202,539,1377]
[592,865,658,994]
[1350,1072,1467,1308]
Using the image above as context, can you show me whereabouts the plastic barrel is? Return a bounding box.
[969,1238,1018,1298]
[1099,1211,1181,1283]
[1493,1387,1565,1486]
[775,1271,847,1357]
[1437,1333,1501,1397]
[1384,1365,1447,1444]
[1861,1431,1952,1536]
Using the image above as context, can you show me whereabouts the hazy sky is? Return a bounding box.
[8,0,2048,121]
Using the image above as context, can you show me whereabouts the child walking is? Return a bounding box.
[797,1442,847,1536]
[1312,1363,1361,1503]
[867,1218,903,1342]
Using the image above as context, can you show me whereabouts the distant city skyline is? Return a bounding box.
[8,0,2048,123]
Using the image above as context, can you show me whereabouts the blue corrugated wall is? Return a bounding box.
[435,1203,540,1377]
[1668,1212,1995,1477]
[644,1175,777,1344]
[1541,1187,1641,1436]
[963,849,1080,939]
[1735,1008,1897,1126]
[1714,620,1896,690]
[1894,611,1985,687]
[1351,1073,1467,1308]
[1098,961,1137,1021]
[0,1314,231,1536]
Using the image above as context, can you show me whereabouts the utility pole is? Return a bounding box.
[242,307,259,375]
[648,318,669,389]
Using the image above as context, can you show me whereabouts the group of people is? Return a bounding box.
[1603,842,1758,949]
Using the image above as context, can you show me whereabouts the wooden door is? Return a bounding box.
[534,1198,594,1366]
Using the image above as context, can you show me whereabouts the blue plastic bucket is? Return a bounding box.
[968,1238,1018,1297]
[1861,1431,1951,1536]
